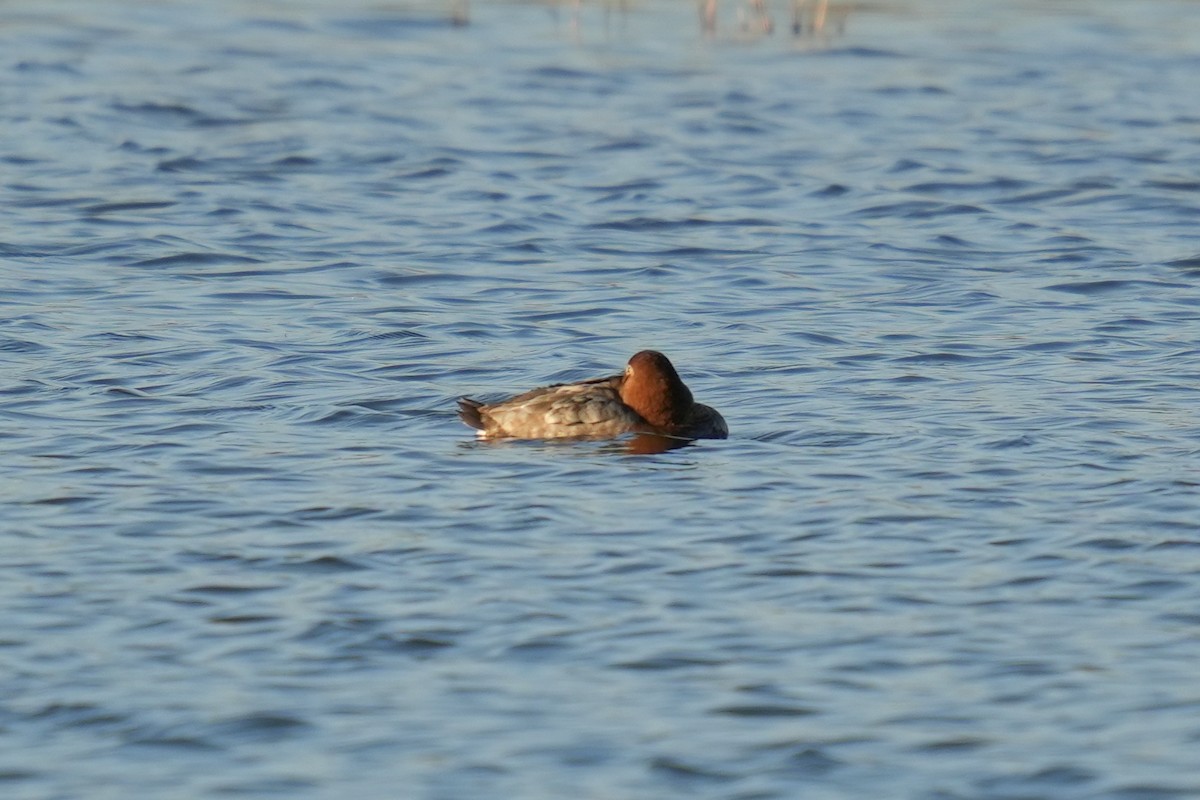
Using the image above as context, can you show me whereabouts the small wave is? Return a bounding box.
[82,200,176,214]
[1042,279,1183,295]
[891,352,996,365]
[853,201,989,219]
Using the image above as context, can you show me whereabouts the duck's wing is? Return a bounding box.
[469,375,647,439]
[493,374,617,407]
[459,378,613,432]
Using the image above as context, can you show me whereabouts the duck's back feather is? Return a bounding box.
[461,375,649,439]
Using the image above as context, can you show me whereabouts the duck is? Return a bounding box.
[458,350,728,441]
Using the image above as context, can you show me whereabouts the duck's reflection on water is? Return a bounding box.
[459,431,698,456]
[613,432,695,455]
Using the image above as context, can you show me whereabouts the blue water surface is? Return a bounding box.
[3,1,1200,798]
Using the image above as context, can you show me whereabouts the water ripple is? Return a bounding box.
[3,1,1200,798]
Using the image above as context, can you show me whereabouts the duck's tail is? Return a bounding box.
[457,397,486,431]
